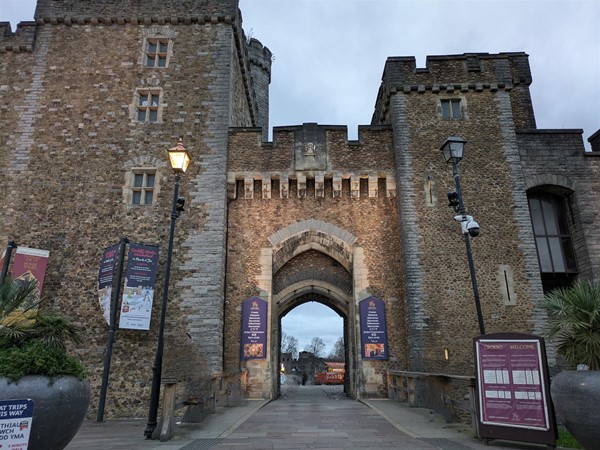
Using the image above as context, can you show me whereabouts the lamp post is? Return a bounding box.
[441,136,486,335]
[144,138,191,439]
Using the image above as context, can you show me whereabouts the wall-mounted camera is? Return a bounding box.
[454,215,480,237]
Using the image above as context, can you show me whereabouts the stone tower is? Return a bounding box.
[0,0,271,417]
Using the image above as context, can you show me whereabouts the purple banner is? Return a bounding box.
[359,296,388,360]
[475,339,550,430]
[241,297,267,360]
[118,243,159,331]
[98,243,119,325]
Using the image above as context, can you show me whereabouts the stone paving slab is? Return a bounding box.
[65,385,561,449]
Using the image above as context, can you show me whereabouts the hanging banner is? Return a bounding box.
[359,296,388,360]
[97,243,120,326]
[241,297,267,359]
[118,243,159,330]
[0,399,34,449]
[11,247,50,302]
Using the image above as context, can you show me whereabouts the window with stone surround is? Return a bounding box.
[144,38,170,68]
[134,89,162,123]
[128,169,156,206]
[440,99,462,119]
[528,192,578,293]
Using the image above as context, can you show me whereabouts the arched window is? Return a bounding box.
[528,192,578,293]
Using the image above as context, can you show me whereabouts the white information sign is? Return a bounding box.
[0,399,34,449]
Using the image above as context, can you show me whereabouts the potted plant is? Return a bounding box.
[540,280,600,450]
[0,278,90,450]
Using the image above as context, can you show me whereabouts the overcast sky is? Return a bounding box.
[2,0,599,355]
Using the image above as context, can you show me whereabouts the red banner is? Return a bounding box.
[11,247,50,301]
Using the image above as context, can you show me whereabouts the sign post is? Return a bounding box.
[97,238,128,422]
[473,332,557,447]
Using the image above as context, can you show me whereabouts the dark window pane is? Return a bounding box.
[148,42,157,53]
[137,110,146,121]
[144,191,153,205]
[529,198,545,235]
[158,57,166,67]
[451,100,461,118]
[134,174,144,187]
[132,191,141,205]
[541,198,558,234]
[536,237,553,272]
[562,237,577,271]
[151,95,159,107]
[149,110,158,122]
[555,199,570,234]
[146,56,155,67]
[159,42,168,52]
[139,94,148,107]
[548,237,565,272]
[441,101,450,118]
[146,174,155,187]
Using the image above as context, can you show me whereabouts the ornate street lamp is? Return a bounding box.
[145,138,190,439]
[440,136,485,335]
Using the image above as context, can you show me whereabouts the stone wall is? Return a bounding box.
[517,130,600,284]
[0,1,263,417]
[34,0,238,20]
[385,70,542,375]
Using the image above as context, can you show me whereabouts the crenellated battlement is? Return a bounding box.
[228,123,395,199]
[33,0,238,21]
[372,52,536,128]
[247,38,273,77]
[0,22,37,53]
[379,52,532,89]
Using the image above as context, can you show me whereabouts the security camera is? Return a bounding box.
[466,218,480,237]
[454,215,480,237]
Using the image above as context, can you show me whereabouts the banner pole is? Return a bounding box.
[0,241,17,284]
[97,237,129,422]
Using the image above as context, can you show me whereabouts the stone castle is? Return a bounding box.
[2,0,599,422]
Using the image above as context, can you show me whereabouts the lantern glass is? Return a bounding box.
[440,136,466,163]
[168,139,191,173]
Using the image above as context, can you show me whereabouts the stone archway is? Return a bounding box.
[252,220,367,399]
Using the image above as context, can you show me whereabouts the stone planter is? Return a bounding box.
[0,375,90,450]
[551,370,600,450]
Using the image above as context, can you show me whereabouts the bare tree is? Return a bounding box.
[305,336,326,358]
[328,337,345,361]
[281,332,298,359]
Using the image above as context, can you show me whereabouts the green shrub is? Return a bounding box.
[0,340,86,381]
[540,280,600,370]
[0,278,87,381]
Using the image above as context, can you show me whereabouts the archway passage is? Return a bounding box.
[273,248,354,398]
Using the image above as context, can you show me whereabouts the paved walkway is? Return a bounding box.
[66,385,554,449]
